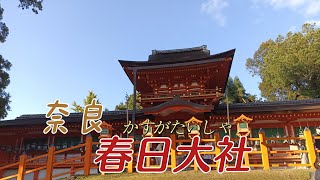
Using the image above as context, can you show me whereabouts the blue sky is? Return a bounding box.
[0,0,320,119]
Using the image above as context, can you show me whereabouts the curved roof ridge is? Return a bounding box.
[151,45,208,55]
[119,48,236,66]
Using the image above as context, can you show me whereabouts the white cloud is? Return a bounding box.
[305,1,320,16]
[260,0,320,17]
[306,19,320,26]
[201,0,229,26]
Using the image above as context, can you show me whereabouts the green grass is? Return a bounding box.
[71,169,313,180]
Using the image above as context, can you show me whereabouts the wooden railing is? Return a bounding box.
[0,129,319,180]
[0,135,94,180]
[124,129,318,172]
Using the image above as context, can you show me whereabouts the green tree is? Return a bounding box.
[222,76,257,104]
[115,93,142,110]
[71,91,103,112]
[246,23,320,101]
[0,0,43,119]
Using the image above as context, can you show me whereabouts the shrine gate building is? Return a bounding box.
[0,45,320,167]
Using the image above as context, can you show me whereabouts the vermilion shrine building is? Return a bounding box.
[0,45,320,166]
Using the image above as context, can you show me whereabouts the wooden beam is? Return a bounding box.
[45,145,55,180]
[17,154,27,180]
[84,135,93,176]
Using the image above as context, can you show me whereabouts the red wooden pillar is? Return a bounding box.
[70,165,75,176]
[46,145,55,180]
[84,135,93,176]
[33,170,39,180]
[14,137,19,161]
[17,154,27,180]
[19,137,24,154]
[284,124,289,137]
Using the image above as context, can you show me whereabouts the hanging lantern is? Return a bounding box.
[31,142,36,150]
[26,144,31,151]
[21,145,25,152]
[99,121,114,138]
[79,139,84,152]
[316,127,320,135]
[55,143,61,150]
[62,141,68,149]
[184,117,203,139]
[37,143,42,151]
[42,144,48,151]
[139,119,155,137]
[69,141,74,148]
[93,144,98,151]
[233,114,253,137]
[101,128,109,135]
[79,139,83,145]
[298,128,304,137]
[6,146,12,153]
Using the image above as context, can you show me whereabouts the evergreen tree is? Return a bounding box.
[115,93,142,111]
[246,23,320,101]
[222,76,257,104]
[71,91,103,112]
[0,0,43,119]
